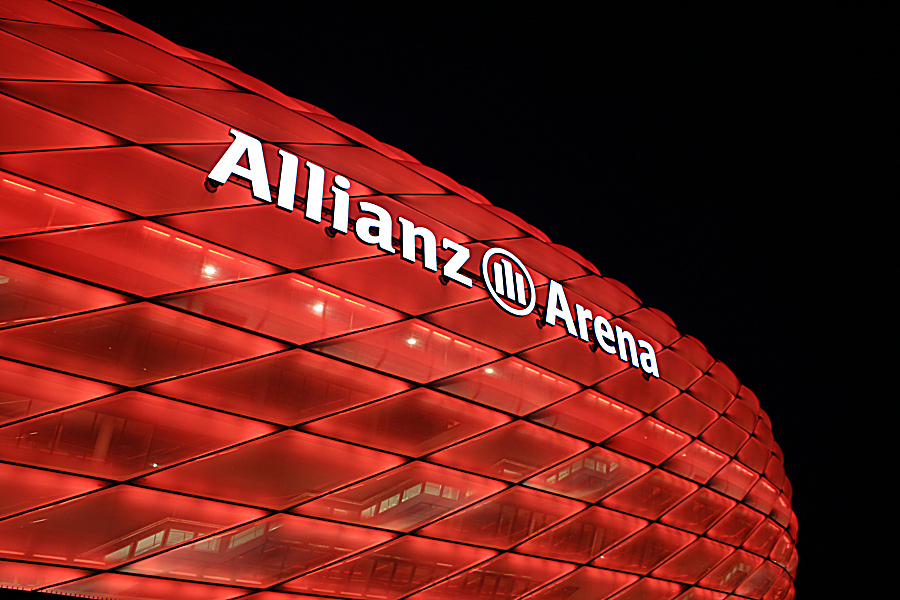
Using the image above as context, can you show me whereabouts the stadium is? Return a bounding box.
[0,2,796,598]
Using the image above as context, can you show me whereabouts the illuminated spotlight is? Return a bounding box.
[202,265,217,276]
[407,338,417,345]
[312,304,324,312]
[485,368,494,374]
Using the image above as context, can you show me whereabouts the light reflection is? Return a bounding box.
[3,178,35,191]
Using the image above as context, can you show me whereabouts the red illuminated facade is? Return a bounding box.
[0,2,797,599]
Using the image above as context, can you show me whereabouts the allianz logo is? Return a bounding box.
[206,129,659,379]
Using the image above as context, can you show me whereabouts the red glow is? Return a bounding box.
[0,391,276,479]
[162,272,403,344]
[281,536,496,598]
[418,486,585,548]
[0,3,795,598]
[124,514,395,587]
[0,220,281,296]
[434,357,581,415]
[431,420,589,482]
[294,462,507,532]
[0,486,266,568]
[0,169,127,237]
[146,349,410,425]
[0,358,119,425]
[312,320,503,383]
[138,430,403,508]
[516,506,647,562]
[303,388,511,456]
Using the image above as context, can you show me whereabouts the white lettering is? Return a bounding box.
[545,280,577,336]
[355,201,396,253]
[398,217,437,271]
[638,340,660,378]
[615,325,640,368]
[574,303,593,342]
[593,315,617,354]
[203,128,663,378]
[276,149,299,211]
[441,239,473,287]
[331,175,350,233]
[208,129,270,201]
[304,161,325,222]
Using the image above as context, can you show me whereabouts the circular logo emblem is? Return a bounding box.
[481,247,536,317]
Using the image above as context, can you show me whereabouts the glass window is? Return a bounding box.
[303,388,509,456]
[530,389,641,442]
[0,358,118,426]
[282,536,495,598]
[0,170,127,238]
[0,146,255,217]
[525,447,649,502]
[1,81,231,145]
[0,391,275,479]
[0,28,109,81]
[0,487,265,568]
[601,469,698,521]
[139,430,402,509]
[523,567,638,600]
[295,463,506,532]
[0,220,281,297]
[434,358,581,415]
[408,552,574,600]
[0,303,286,386]
[163,273,402,345]
[305,252,487,315]
[0,259,129,329]
[134,531,165,556]
[0,92,116,153]
[430,421,588,482]
[593,524,695,575]
[516,506,647,563]
[0,21,232,88]
[147,349,409,425]
[420,487,584,549]
[124,514,393,588]
[313,320,502,383]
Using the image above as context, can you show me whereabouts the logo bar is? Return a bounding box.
[205,128,659,378]
[482,248,536,317]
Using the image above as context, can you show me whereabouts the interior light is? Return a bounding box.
[3,178,35,191]
[45,193,73,204]
[313,303,324,312]
[202,265,218,276]
[485,368,494,374]
[407,338,417,345]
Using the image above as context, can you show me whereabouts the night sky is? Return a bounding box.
[95,3,853,595]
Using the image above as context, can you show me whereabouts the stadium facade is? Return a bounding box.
[0,2,796,599]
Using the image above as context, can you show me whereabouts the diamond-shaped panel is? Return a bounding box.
[0,391,276,479]
[137,430,403,509]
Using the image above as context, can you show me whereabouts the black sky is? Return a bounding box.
[91,3,858,594]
